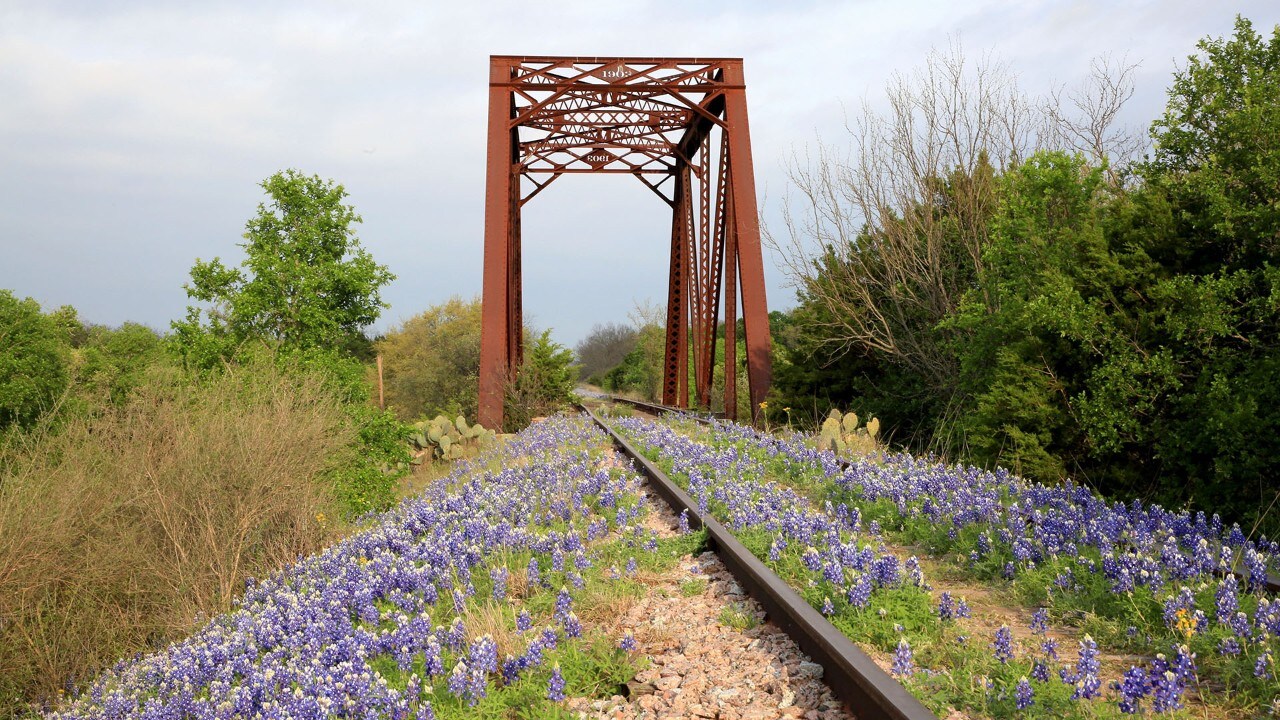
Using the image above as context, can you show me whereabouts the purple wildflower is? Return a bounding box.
[1030,607,1048,635]
[891,638,914,677]
[1115,666,1150,714]
[547,664,566,702]
[1015,677,1034,710]
[992,625,1014,664]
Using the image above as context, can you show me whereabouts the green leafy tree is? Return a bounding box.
[375,297,484,421]
[504,330,578,430]
[171,170,394,366]
[1121,16,1280,528]
[0,291,70,430]
[76,322,166,405]
[1144,16,1280,272]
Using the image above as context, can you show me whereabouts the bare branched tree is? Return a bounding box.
[767,40,1140,387]
[1043,54,1144,182]
[575,322,639,380]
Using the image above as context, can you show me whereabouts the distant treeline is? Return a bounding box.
[767,18,1280,537]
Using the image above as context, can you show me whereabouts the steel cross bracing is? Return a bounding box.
[478,56,772,429]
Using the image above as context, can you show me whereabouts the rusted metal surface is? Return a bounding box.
[479,57,772,428]
[582,405,940,720]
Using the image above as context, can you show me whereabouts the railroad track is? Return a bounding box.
[587,393,719,424]
[580,403,938,720]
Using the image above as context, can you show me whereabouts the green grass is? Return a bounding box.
[718,602,759,631]
[679,577,708,596]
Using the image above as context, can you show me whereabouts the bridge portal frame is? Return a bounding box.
[478,56,771,429]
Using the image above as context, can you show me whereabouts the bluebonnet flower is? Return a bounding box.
[678,508,690,533]
[501,655,522,684]
[424,638,444,676]
[955,598,972,619]
[619,633,638,652]
[802,547,822,572]
[554,587,573,620]
[516,608,532,633]
[1062,635,1100,700]
[821,597,834,616]
[1041,638,1059,661]
[470,635,498,674]
[1031,659,1050,682]
[1149,655,1184,713]
[625,556,637,575]
[904,556,926,587]
[526,556,541,588]
[540,626,559,650]
[547,664,566,702]
[1215,576,1240,625]
[563,612,582,639]
[447,660,469,699]
[992,626,1014,664]
[447,617,467,651]
[1030,607,1048,635]
[490,567,509,602]
[891,638,914,677]
[1114,666,1150,714]
[523,638,545,668]
[846,575,873,608]
[1218,637,1241,656]
[1015,677,1034,710]
[937,592,955,621]
[1255,650,1273,680]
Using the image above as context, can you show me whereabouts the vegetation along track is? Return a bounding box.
[582,404,938,720]
[596,400,1280,718]
[38,412,866,720]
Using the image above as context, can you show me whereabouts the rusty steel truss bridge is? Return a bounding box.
[477,56,771,429]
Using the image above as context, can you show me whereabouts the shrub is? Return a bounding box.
[0,290,70,431]
[0,357,353,715]
[375,297,483,421]
[504,330,579,431]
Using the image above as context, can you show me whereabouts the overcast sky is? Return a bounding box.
[1,1,1276,347]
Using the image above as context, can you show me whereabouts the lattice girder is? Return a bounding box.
[478,56,772,429]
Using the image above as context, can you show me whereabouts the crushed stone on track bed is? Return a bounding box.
[567,460,854,720]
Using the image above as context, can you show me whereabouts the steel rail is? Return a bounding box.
[596,394,718,423]
[580,404,939,720]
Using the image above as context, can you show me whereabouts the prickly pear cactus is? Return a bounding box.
[407,412,499,462]
[816,407,881,458]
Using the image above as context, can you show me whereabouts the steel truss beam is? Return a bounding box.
[479,56,771,429]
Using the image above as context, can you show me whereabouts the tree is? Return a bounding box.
[575,322,639,383]
[768,41,1140,434]
[0,291,70,430]
[375,297,484,421]
[504,330,578,431]
[171,170,394,366]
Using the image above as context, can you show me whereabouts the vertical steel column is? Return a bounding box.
[723,183,739,422]
[478,59,517,430]
[662,162,689,407]
[721,61,772,421]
